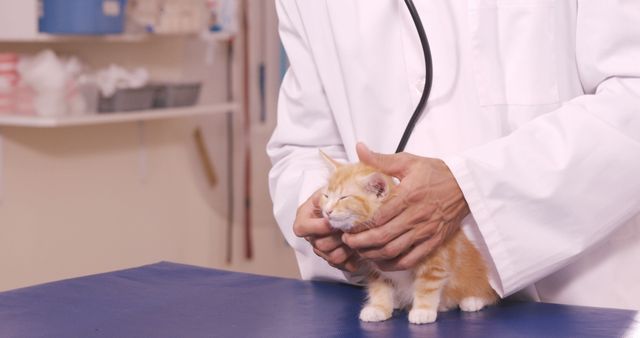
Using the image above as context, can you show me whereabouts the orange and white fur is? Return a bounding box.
[318,151,498,324]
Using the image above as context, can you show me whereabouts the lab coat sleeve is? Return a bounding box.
[443,1,640,297]
[267,0,353,283]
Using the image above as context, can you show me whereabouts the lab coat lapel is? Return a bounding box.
[322,0,415,156]
[294,1,357,160]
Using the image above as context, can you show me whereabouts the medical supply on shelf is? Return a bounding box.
[0,54,21,114]
[39,0,128,35]
[125,0,159,34]
[94,64,152,112]
[152,82,201,108]
[98,86,155,112]
[17,50,87,116]
[216,0,237,33]
[156,0,209,34]
[127,0,209,34]
[1,49,205,116]
[206,0,222,31]
[0,54,19,73]
[95,65,149,98]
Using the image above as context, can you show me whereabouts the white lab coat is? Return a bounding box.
[267,0,640,310]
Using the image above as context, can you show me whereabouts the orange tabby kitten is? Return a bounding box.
[318,151,498,324]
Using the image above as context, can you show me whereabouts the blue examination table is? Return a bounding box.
[0,262,637,337]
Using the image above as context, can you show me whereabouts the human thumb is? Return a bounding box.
[356,142,407,177]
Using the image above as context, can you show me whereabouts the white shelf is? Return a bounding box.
[0,103,238,128]
[0,31,234,43]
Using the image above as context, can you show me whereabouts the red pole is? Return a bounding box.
[241,0,253,260]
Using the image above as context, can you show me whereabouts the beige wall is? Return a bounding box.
[0,117,297,292]
[0,3,299,291]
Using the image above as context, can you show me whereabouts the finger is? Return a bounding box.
[313,245,352,266]
[341,257,360,273]
[358,228,416,261]
[370,186,412,226]
[310,233,343,252]
[309,189,324,208]
[344,201,435,249]
[296,194,320,219]
[342,221,410,250]
[356,142,411,178]
[343,253,366,273]
[294,216,333,237]
[327,254,361,273]
[376,227,445,271]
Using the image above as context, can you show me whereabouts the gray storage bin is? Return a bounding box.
[98,86,155,113]
[153,82,201,108]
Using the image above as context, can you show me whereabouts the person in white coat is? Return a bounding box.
[267,0,640,310]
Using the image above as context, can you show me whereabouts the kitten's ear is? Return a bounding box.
[319,149,342,171]
[362,173,389,198]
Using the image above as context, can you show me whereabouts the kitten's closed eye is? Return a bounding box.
[322,194,350,200]
[319,150,395,230]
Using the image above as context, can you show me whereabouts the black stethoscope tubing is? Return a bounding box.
[396,0,434,153]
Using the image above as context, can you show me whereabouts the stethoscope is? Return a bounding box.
[396,0,433,153]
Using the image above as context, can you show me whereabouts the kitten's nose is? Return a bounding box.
[326,209,333,216]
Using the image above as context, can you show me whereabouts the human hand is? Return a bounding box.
[293,189,363,272]
[342,143,470,271]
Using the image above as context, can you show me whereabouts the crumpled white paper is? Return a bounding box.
[95,64,149,97]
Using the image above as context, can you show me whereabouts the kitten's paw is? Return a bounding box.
[359,305,392,322]
[459,297,486,312]
[408,308,437,324]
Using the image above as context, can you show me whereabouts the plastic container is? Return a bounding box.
[153,82,201,108]
[98,86,155,113]
[39,0,128,35]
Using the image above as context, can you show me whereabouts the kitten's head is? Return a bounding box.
[318,150,394,233]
